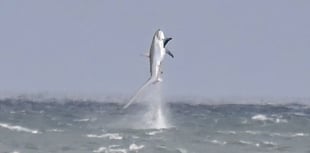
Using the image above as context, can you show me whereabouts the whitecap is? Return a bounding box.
[292,112,307,116]
[207,139,227,145]
[146,130,163,136]
[74,118,90,122]
[251,114,272,121]
[238,140,255,145]
[0,122,40,134]
[216,130,237,135]
[176,148,187,153]
[244,130,262,135]
[270,132,309,138]
[86,133,123,140]
[131,135,140,139]
[275,118,288,123]
[74,117,97,122]
[93,145,127,153]
[47,129,64,132]
[109,148,127,153]
[93,147,107,153]
[252,114,288,123]
[109,145,121,148]
[252,141,278,148]
[261,141,277,147]
[129,143,144,151]
[109,145,127,153]
[293,133,309,137]
[270,132,283,137]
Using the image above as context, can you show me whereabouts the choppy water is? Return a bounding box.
[0,98,310,153]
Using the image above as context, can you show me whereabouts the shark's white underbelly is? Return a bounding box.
[150,44,165,78]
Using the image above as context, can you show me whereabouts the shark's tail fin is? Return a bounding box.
[123,77,157,109]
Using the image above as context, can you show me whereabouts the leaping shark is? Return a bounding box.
[123,29,174,109]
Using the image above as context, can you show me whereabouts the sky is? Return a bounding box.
[0,1,309,98]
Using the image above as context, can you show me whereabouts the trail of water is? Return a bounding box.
[142,83,170,129]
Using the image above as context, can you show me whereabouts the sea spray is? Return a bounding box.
[142,83,170,129]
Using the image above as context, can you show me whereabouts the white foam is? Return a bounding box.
[74,118,97,122]
[146,130,163,136]
[261,141,277,147]
[292,112,307,116]
[237,140,277,148]
[239,140,255,145]
[86,133,123,140]
[132,135,139,139]
[217,130,237,135]
[109,148,127,153]
[155,107,168,129]
[74,118,90,122]
[176,148,187,153]
[129,143,144,151]
[93,147,107,153]
[93,145,127,153]
[252,114,272,121]
[247,141,278,148]
[252,114,287,123]
[293,133,309,137]
[0,122,40,134]
[244,130,262,135]
[143,103,170,129]
[141,83,171,129]
[275,118,288,123]
[207,139,227,145]
[47,129,64,132]
[270,132,309,137]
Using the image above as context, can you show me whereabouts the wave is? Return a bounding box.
[93,147,107,153]
[146,129,163,136]
[0,122,40,134]
[93,145,129,153]
[129,144,144,151]
[251,114,288,123]
[234,140,278,148]
[46,129,64,132]
[217,130,309,138]
[73,118,97,122]
[206,139,227,145]
[86,133,123,140]
[0,93,309,105]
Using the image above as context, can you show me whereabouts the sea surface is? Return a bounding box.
[0,98,310,153]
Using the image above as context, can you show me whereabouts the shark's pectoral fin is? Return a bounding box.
[140,52,150,58]
[166,49,174,58]
[164,37,172,47]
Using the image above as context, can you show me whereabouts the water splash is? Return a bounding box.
[142,83,170,129]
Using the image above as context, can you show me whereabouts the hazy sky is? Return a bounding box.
[0,1,309,98]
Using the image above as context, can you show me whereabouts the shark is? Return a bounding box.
[123,29,173,109]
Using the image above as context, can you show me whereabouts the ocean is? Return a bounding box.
[0,97,310,153]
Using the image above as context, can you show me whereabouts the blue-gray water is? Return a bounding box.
[0,98,310,153]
